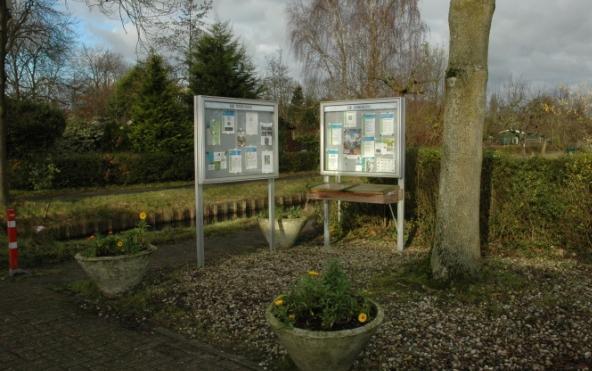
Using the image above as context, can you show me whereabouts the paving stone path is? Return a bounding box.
[0,227,267,371]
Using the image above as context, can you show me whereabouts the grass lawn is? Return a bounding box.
[9,172,344,230]
[66,237,592,370]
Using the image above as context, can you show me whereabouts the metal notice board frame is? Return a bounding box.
[317,97,406,251]
[194,95,279,267]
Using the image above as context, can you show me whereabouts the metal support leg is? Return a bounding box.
[196,183,205,268]
[268,178,275,251]
[323,175,330,248]
[336,175,342,224]
[323,200,330,248]
[396,178,405,252]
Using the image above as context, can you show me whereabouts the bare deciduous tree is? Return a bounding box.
[288,0,427,99]
[5,0,74,102]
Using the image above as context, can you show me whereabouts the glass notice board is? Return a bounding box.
[320,98,405,178]
[195,96,279,184]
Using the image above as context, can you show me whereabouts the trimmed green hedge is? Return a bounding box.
[9,150,319,189]
[345,148,592,259]
[9,152,194,189]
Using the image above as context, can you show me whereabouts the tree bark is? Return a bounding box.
[431,0,495,281]
[0,0,10,209]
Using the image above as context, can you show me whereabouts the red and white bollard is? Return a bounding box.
[7,208,25,276]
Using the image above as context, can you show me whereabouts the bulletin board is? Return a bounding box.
[320,98,405,178]
[195,96,279,184]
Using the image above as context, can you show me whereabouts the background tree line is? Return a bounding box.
[1,0,591,193]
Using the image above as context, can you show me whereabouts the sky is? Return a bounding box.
[63,0,592,93]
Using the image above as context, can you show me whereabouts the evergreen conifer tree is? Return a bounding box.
[128,52,191,153]
[189,22,262,98]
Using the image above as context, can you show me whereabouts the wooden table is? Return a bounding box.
[307,183,405,251]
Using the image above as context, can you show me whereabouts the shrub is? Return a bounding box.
[7,98,66,158]
[9,152,194,189]
[271,260,375,331]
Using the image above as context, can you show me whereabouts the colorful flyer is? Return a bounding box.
[327,149,339,171]
[343,128,362,155]
[363,113,376,137]
[246,112,258,135]
[206,151,226,170]
[262,150,274,173]
[206,151,215,171]
[215,151,227,170]
[380,112,395,136]
[375,138,394,155]
[244,146,257,170]
[345,111,357,128]
[223,110,236,134]
[362,137,375,157]
[207,119,221,146]
[261,122,273,146]
[329,123,342,145]
[228,149,242,174]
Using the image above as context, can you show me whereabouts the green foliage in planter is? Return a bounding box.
[271,260,374,331]
[83,213,150,257]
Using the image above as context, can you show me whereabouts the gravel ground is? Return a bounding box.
[79,240,592,370]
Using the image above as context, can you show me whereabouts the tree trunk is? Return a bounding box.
[0,0,10,209]
[430,0,495,281]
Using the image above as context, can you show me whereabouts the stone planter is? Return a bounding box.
[265,300,384,371]
[75,245,157,297]
[259,217,309,248]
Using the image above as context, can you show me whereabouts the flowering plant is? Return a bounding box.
[83,211,150,257]
[271,260,375,331]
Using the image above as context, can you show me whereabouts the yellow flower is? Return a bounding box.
[288,314,295,321]
[307,271,320,277]
[116,240,124,249]
[358,312,368,323]
[139,211,147,220]
[274,296,285,306]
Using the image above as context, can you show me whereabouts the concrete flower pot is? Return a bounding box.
[259,217,309,248]
[265,300,384,371]
[75,245,156,297]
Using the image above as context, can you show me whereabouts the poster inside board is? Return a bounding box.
[196,96,279,184]
[321,98,405,178]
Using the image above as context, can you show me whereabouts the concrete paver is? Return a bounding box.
[0,228,269,371]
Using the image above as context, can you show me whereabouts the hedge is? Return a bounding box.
[344,148,592,259]
[9,150,319,189]
[9,152,194,189]
[9,148,591,257]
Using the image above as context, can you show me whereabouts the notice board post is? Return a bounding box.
[194,96,279,268]
[319,98,405,252]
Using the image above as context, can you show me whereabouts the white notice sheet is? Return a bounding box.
[262,150,274,173]
[246,112,258,135]
[245,146,257,170]
[229,149,242,173]
[380,112,395,136]
[345,111,357,128]
[223,110,236,134]
[261,122,273,146]
[362,137,375,157]
[363,113,376,137]
[329,123,342,145]
[327,149,339,171]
